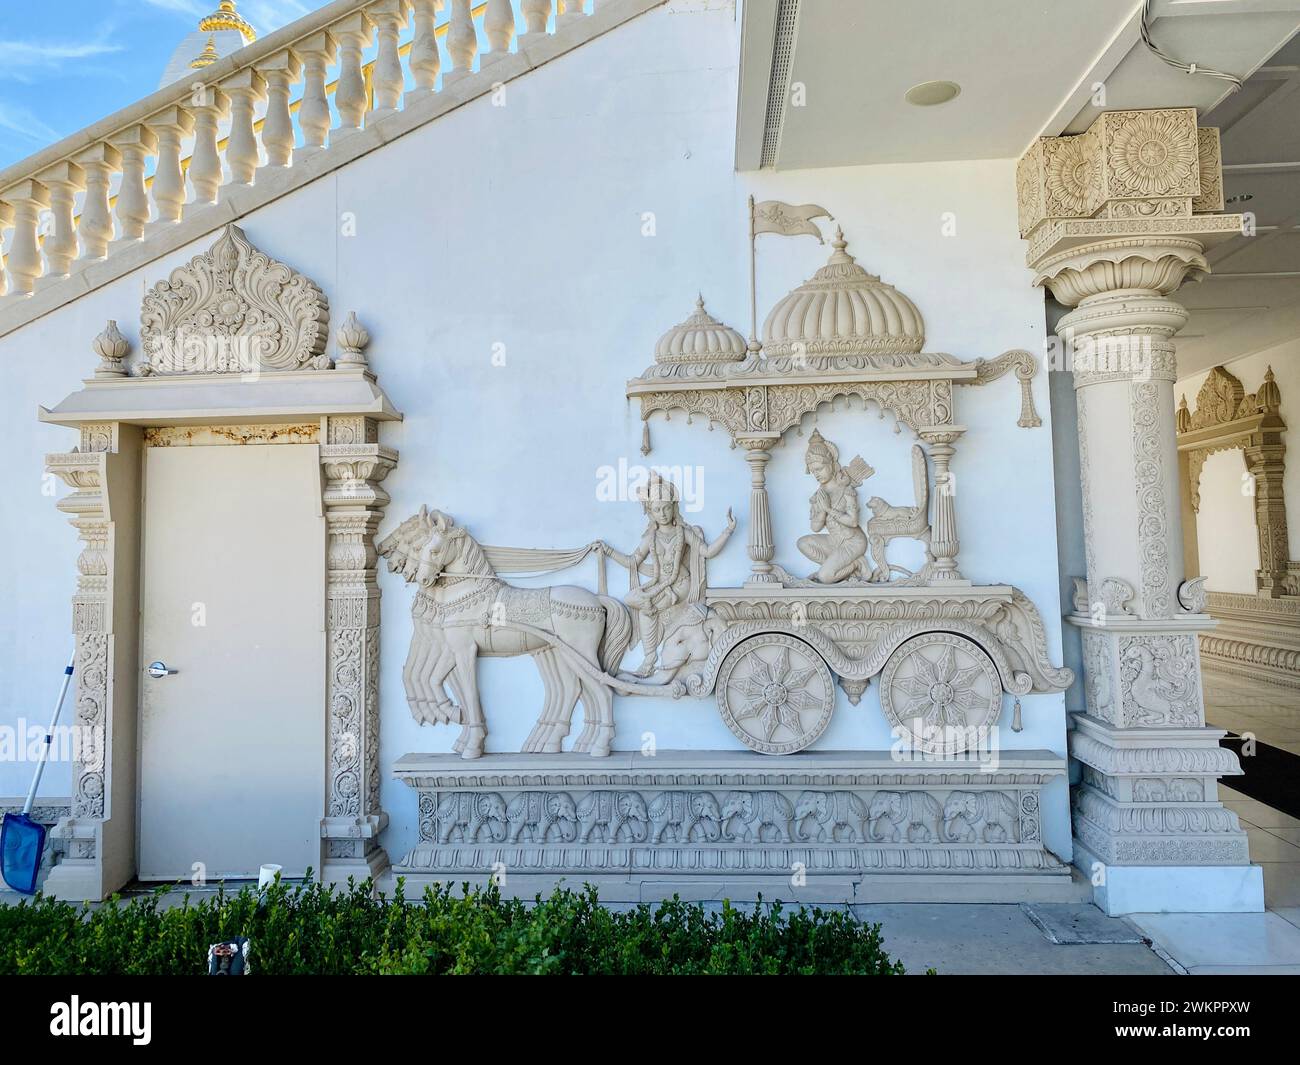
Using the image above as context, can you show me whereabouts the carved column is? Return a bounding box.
[1243,440,1289,596]
[108,125,157,246]
[1,179,50,296]
[405,0,442,102]
[1019,108,1261,912]
[295,32,337,158]
[42,422,143,901]
[186,88,229,210]
[320,414,398,885]
[145,107,195,228]
[738,433,780,584]
[35,162,84,285]
[221,69,267,187]
[918,427,964,581]
[444,0,479,84]
[73,144,121,264]
[332,13,375,136]
[257,51,302,170]
[367,0,409,118]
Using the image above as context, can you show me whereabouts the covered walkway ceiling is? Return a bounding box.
[736,0,1300,373]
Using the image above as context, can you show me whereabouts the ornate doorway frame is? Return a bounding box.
[1176,364,1300,689]
[37,226,401,899]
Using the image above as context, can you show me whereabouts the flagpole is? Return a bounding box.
[747,195,759,354]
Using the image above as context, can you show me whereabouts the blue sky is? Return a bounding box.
[0,1,317,167]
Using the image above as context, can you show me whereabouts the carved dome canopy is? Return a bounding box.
[654,296,748,365]
[762,229,925,360]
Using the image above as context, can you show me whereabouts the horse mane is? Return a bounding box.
[451,528,496,577]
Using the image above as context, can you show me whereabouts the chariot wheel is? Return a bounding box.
[716,633,835,755]
[878,632,1001,756]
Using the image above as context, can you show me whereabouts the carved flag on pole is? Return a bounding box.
[751,200,834,242]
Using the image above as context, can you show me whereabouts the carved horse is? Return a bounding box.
[378,507,633,759]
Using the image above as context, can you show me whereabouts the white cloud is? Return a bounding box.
[0,101,61,144]
[0,39,126,71]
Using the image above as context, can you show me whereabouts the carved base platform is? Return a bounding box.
[1200,592,1300,692]
[392,751,1071,901]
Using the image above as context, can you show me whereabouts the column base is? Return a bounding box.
[1074,843,1263,915]
[320,813,389,891]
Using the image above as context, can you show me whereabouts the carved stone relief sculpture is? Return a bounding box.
[138,224,330,374]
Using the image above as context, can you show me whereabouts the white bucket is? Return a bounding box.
[257,863,283,889]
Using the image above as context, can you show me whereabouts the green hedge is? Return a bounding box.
[0,877,905,975]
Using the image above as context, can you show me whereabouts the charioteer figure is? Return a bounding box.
[602,472,735,678]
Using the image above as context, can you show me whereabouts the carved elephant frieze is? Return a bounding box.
[721,791,794,843]
[506,791,578,843]
[794,790,868,843]
[435,792,507,843]
[576,791,650,843]
[942,791,1019,844]
[867,790,943,843]
[648,791,722,844]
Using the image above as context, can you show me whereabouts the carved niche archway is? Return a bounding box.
[1176,363,1300,690]
[1177,364,1292,596]
[37,225,401,900]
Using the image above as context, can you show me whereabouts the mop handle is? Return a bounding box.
[22,650,76,817]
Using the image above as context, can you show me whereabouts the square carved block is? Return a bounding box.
[1017,108,1220,238]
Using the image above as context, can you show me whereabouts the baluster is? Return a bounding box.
[221,68,267,187]
[0,202,11,297]
[0,180,50,297]
[109,125,157,247]
[72,143,121,263]
[522,0,553,36]
[367,0,409,119]
[258,51,301,169]
[145,107,195,228]
[559,0,586,26]
[36,163,84,285]
[295,32,336,159]
[444,0,478,84]
[405,0,442,102]
[186,86,229,211]
[332,13,375,136]
[482,0,516,66]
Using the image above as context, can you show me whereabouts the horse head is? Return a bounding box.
[413,509,475,590]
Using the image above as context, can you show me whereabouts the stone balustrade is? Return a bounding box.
[0,0,606,318]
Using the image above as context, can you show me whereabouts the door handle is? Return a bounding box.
[146,661,178,679]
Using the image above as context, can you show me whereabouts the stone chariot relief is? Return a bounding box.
[383,202,1071,777]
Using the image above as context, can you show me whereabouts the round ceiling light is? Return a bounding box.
[904,80,961,107]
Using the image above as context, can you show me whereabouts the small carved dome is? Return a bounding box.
[1257,366,1281,411]
[654,296,747,364]
[762,228,925,358]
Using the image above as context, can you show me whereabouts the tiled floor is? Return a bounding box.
[1204,673,1300,755]
[1203,670,1300,916]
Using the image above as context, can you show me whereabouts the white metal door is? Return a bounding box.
[138,443,325,881]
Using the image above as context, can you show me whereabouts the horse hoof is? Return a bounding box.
[460,745,483,761]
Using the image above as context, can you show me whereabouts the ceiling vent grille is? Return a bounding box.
[759,0,800,169]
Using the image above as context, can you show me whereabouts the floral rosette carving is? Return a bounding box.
[1106,111,1198,199]
[1044,132,1100,216]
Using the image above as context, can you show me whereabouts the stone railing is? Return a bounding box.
[0,0,649,336]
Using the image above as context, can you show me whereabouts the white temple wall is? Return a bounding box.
[0,2,1070,864]
[1178,336,1300,593]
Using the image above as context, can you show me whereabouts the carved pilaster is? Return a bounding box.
[1021,109,1261,909]
[319,414,397,884]
[738,432,780,584]
[42,423,129,898]
[918,427,964,581]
